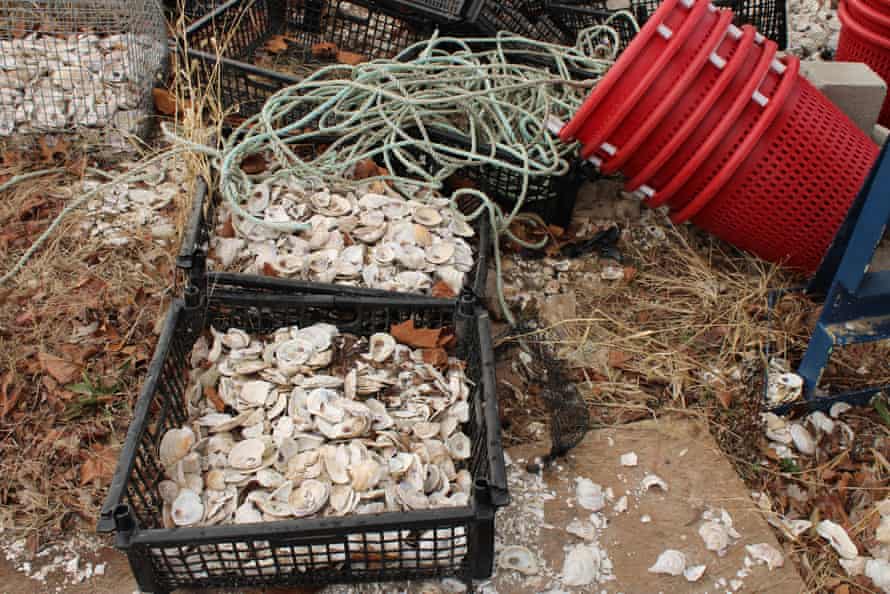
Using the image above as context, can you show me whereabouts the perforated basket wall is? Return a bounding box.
[0,0,166,146]
[691,77,879,272]
[99,293,508,593]
[184,0,434,122]
[630,0,787,48]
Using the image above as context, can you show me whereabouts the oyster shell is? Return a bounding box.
[290,479,331,517]
[171,489,204,526]
[499,545,538,575]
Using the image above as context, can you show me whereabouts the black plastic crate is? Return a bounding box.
[459,0,572,44]
[459,159,588,230]
[629,0,787,49]
[98,292,507,593]
[183,0,436,122]
[384,126,590,229]
[177,176,490,301]
[547,3,640,53]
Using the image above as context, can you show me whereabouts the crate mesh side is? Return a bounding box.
[121,297,496,588]
[124,316,196,530]
[140,522,470,590]
[630,0,787,49]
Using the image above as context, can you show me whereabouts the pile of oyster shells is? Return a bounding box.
[79,158,189,246]
[211,178,477,296]
[158,323,475,530]
[0,33,161,136]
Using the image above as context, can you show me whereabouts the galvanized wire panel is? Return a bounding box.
[0,0,166,141]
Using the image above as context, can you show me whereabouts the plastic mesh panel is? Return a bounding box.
[631,0,788,49]
[622,24,746,181]
[692,77,879,271]
[835,23,890,127]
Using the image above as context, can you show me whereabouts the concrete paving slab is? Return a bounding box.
[488,416,808,594]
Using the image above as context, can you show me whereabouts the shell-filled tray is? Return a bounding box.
[100,293,507,591]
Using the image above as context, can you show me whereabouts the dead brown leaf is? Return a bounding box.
[264,35,288,53]
[262,262,280,277]
[0,373,21,420]
[833,585,849,594]
[80,445,118,487]
[204,385,226,413]
[311,42,338,58]
[716,390,733,409]
[421,348,448,368]
[391,319,448,349]
[38,136,69,163]
[353,158,379,180]
[152,88,178,116]
[241,154,268,174]
[38,352,80,384]
[607,350,632,368]
[623,266,637,282]
[337,50,367,65]
[431,281,457,299]
[218,216,236,238]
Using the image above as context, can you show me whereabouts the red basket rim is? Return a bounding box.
[599,9,736,174]
[576,0,714,159]
[848,0,890,34]
[839,0,890,49]
[858,0,890,19]
[625,24,758,194]
[558,0,684,141]
[672,55,802,223]
[649,38,779,208]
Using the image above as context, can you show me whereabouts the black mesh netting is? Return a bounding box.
[504,326,591,459]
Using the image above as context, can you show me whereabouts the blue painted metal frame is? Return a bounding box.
[777,141,890,410]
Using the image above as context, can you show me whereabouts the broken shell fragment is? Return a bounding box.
[228,438,266,471]
[817,520,858,559]
[499,545,538,575]
[171,489,204,526]
[576,478,605,512]
[684,564,707,582]
[160,427,196,467]
[640,474,668,493]
[562,544,601,586]
[745,543,784,570]
[648,549,686,576]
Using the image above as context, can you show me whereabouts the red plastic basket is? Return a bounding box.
[621,24,755,189]
[689,75,879,272]
[847,0,890,36]
[856,0,890,21]
[635,36,777,208]
[574,0,716,162]
[836,0,890,127]
[665,49,790,215]
[595,9,735,174]
[671,54,798,220]
[559,0,704,151]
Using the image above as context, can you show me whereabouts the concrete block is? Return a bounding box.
[874,123,889,146]
[801,61,887,135]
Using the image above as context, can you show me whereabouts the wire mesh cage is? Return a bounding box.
[0,0,167,146]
